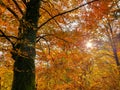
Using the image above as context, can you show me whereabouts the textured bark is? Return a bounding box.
[11,0,41,90]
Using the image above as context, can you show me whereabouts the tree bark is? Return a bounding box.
[11,0,41,90]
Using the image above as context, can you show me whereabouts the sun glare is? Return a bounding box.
[86,41,93,48]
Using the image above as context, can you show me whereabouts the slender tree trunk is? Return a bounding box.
[112,45,120,66]
[11,0,41,90]
[106,23,120,66]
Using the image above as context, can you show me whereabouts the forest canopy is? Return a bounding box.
[0,0,120,90]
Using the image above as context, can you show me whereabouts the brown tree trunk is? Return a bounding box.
[11,0,41,90]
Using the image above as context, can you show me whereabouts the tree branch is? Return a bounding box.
[38,0,99,29]
[36,36,51,54]
[47,1,71,31]
[12,0,24,15]
[0,29,16,47]
[0,35,18,39]
[36,34,70,43]
[0,2,19,20]
[40,7,63,31]
[22,0,27,6]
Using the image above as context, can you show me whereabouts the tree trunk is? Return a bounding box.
[112,46,120,66]
[11,0,41,90]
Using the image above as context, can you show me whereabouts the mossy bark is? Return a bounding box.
[11,0,41,90]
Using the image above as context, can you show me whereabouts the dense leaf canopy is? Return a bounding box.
[0,0,120,90]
